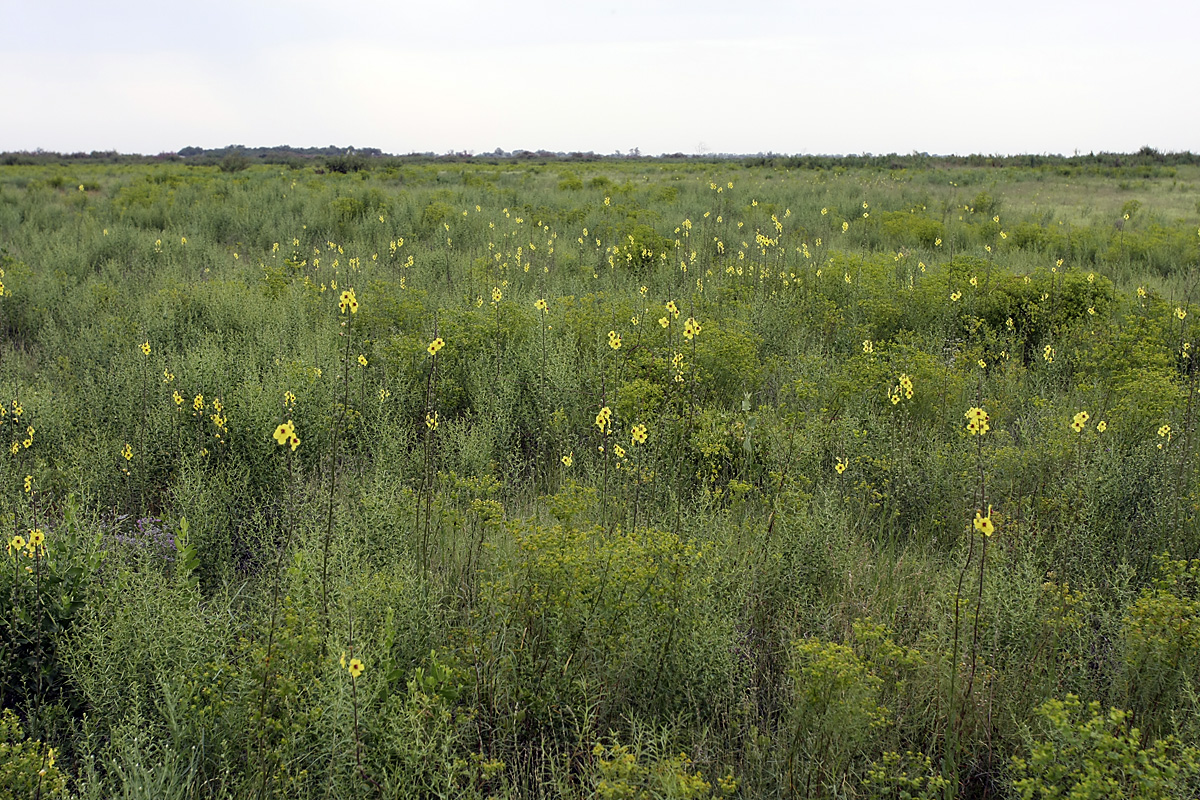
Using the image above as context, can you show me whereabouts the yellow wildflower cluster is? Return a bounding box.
[338,288,358,314]
[682,317,702,341]
[427,337,445,356]
[8,528,46,558]
[965,407,990,436]
[273,420,300,451]
[1070,411,1090,433]
[631,423,648,446]
[595,406,612,434]
[973,505,995,537]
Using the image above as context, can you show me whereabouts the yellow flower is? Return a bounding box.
[1175,307,1187,320]
[427,337,445,356]
[659,316,669,328]
[613,444,626,458]
[1043,345,1054,363]
[173,390,184,406]
[1158,424,1172,439]
[273,421,295,445]
[935,238,942,247]
[1097,420,1107,433]
[339,288,358,314]
[608,331,622,350]
[289,433,300,451]
[950,291,962,302]
[862,340,873,354]
[535,298,548,312]
[835,458,847,475]
[666,300,680,319]
[595,406,612,433]
[1071,411,1089,432]
[122,443,133,461]
[965,407,990,436]
[163,369,174,383]
[9,443,18,455]
[1137,286,1147,298]
[683,317,701,341]
[357,354,368,367]
[140,341,151,356]
[969,276,977,287]
[491,287,502,303]
[561,453,573,467]
[841,221,849,233]
[348,658,364,678]
[426,412,439,431]
[28,528,44,550]
[8,535,26,555]
[23,474,31,492]
[973,506,994,536]
[631,423,648,445]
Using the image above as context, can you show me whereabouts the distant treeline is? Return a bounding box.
[2,144,1197,173]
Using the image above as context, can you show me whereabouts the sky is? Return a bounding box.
[3,0,1197,157]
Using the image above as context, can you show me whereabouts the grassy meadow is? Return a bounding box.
[2,156,1200,798]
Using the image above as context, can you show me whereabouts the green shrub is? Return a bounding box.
[1011,694,1200,799]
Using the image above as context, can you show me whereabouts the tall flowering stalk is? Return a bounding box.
[322,289,357,631]
[946,405,994,796]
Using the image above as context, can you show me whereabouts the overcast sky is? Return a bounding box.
[3,0,1196,156]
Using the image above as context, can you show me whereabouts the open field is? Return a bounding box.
[2,157,1200,798]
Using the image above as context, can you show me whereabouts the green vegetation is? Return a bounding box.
[0,157,1199,798]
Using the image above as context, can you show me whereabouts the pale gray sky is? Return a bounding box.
[4,0,1196,156]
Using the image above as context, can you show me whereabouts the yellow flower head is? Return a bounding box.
[273,421,295,446]
[491,287,502,304]
[841,221,849,233]
[122,443,133,461]
[608,331,622,350]
[973,506,995,536]
[427,337,445,356]
[193,394,204,412]
[613,444,626,458]
[1158,424,1172,438]
[666,300,680,319]
[835,458,847,475]
[140,341,151,356]
[28,528,44,549]
[595,406,612,433]
[1043,344,1054,363]
[950,291,962,302]
[1097,420,1107,432]
[1071,411,1089,432]
[1175,307,1187,320]
[683,317,701,341]
[426,412,439,431]
[348,658,364,678]
[561,452,573,467]
[535,298,548,312]
[965,407,990,436]
[173,390,184,406]
[631,423,648,445]
[862,340,873,354]
[1137,286,1147,299]
[23,474,31,492]
[8,535,26,555]
[357,354,368,367]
